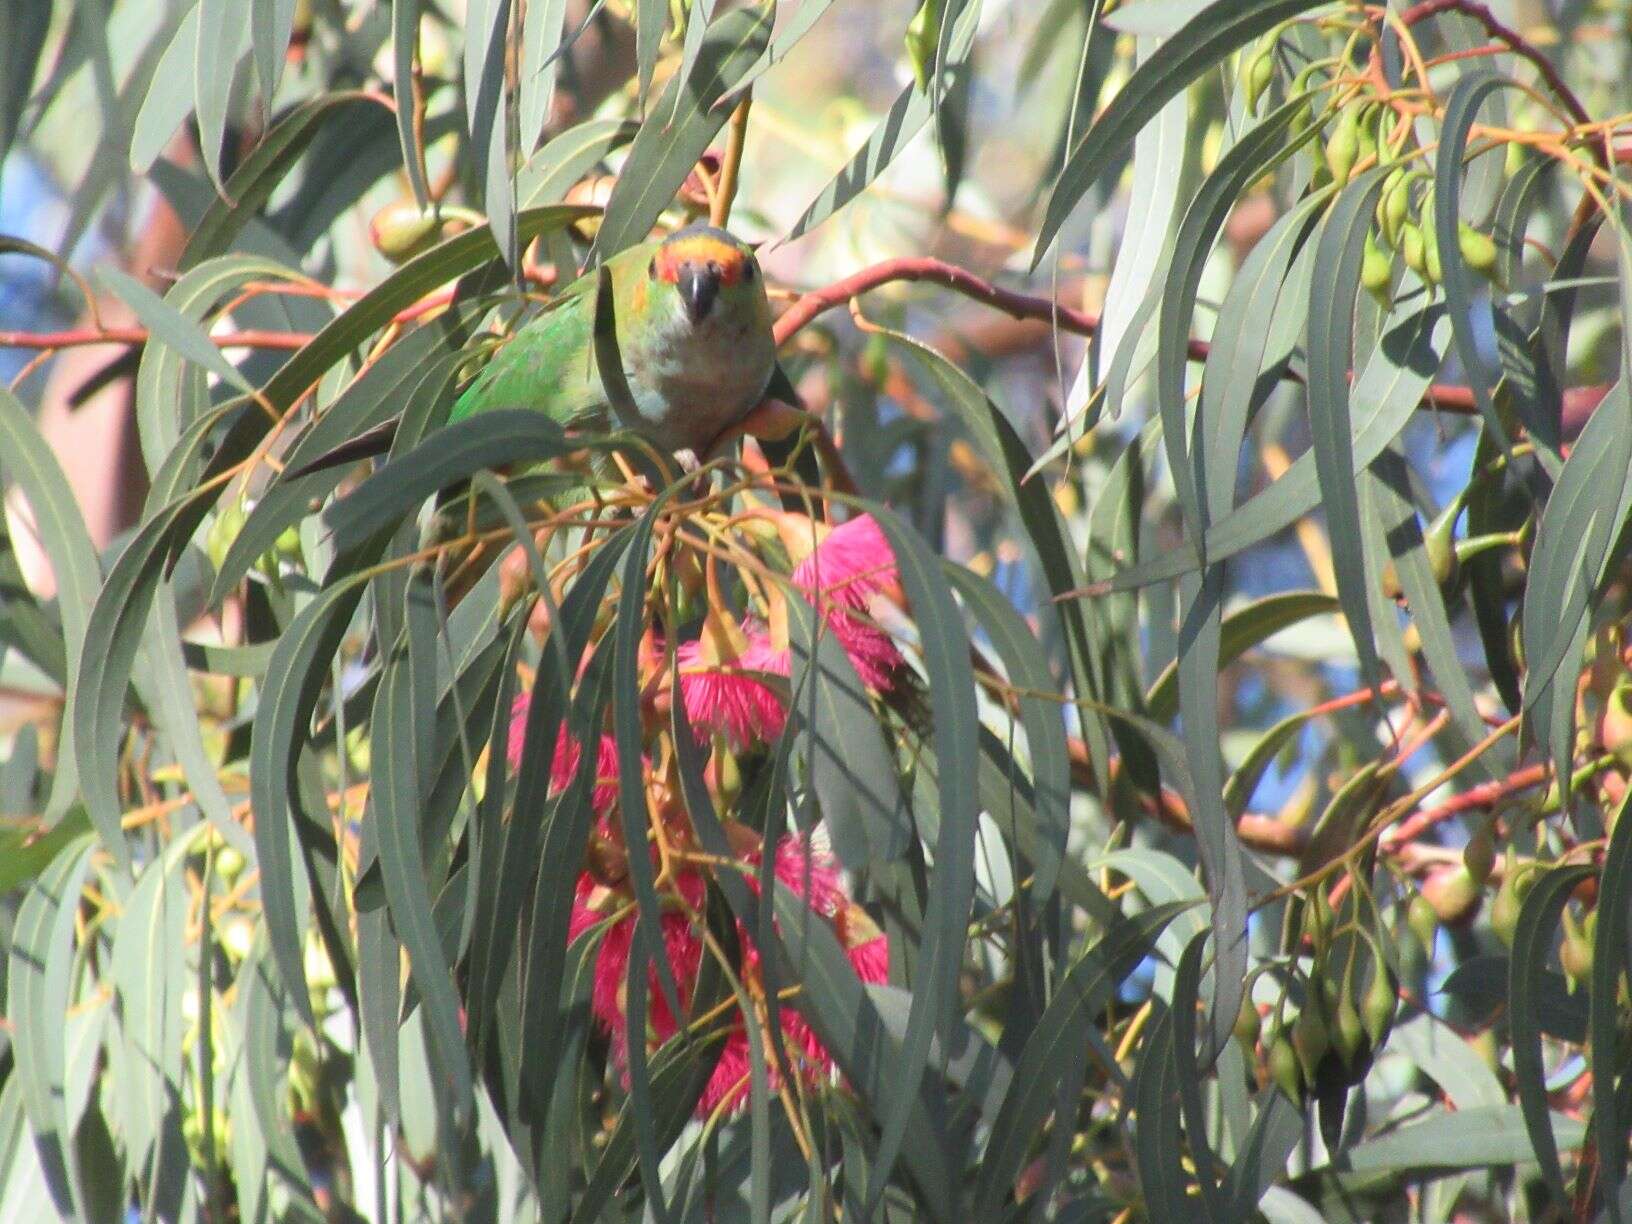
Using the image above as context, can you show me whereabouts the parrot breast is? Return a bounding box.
[447,237,776,458]
[619,286,775,454]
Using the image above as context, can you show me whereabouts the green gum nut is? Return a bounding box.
[1292,1000,1330,1083]
[205,500,246,573]
[1406,890,1438,951]
[1325,108,1360,188]
[1268,1033,1304,1100]
[715,746,743,810]
[1504,138,1527,177]
[1462,821,1496,885]
[1332,987,1366,1070]
[1306,889,1333,950]
[1560,908,1595,989]
[274,524,302,561]
[1400,222,1426,275]
[1362,229,1392,307]
[1289,66,1321,134]
[1246,51,1276,114]
[1361,963,1397,1049]
[1421,213,1442,285]
[370,202,443,265]
[1355,105,1378,165]
[1424,496,1462,591]
[215,845,246,882]
[904,0,940,93]
[1381,171,1410,246]
[1490,850,1535,947]
[1423,865,1481,926]
[1234,990,1262,1047]
[1458,222,1499,280]
[1597,680,1632,767]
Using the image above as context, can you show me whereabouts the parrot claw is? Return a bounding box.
[628,449,708,516]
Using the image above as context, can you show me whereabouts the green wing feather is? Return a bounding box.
[445,243,655,432]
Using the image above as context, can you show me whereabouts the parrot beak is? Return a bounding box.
[677,263,720,324]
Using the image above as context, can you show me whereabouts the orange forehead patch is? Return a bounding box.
[654,236,748,285]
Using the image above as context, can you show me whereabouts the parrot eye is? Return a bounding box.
[742,260,756,281]
[647,257,657,279]
[707,260,720,277]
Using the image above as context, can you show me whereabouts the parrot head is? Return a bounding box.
[645,224,764,328]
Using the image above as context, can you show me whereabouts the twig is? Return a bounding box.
[770,255,1595,422]
[712,93,752,229]
[1383,759,1561,849]
[0,327,311,351]
[1064,736,1309,856]
[1398,0,1594,133]
[0,277,532,354]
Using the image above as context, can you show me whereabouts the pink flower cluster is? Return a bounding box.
[676,514,903,749]
[569,836,888,1115]
[503,694,890,1114]
[496,514,901,1115]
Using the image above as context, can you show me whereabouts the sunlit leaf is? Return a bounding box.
[591,2,773,260]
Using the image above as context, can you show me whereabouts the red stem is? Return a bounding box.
[0,327,310,350]
[1398,0,1594,132]
[1385,761,1549,847]
[772,255,1608,426]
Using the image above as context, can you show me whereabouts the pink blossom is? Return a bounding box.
[676,631,789,749]
[571,835,888,1116]
[790,514,904,689]
[668,514,904,753]
[790,515,897,611]
[844,931,890,983]
[579,872,708,1067]
[506,692,624,812]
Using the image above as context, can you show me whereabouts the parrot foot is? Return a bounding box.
[628,450,708,516]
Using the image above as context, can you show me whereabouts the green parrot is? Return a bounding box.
[296,223,782,477]
[450,222,777,465]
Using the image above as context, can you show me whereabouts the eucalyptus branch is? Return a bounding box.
[1399,0,1594,133]
[711,93,753,229]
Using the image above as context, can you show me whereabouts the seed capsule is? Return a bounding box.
[1462,821,1496,885]
[1406,890,1439,951]
[1325,109,1360,188]
[1234,992,1262,1047]
[1355,105,1378,165]
[1423,865,1482,926]
[1269,1034,1304,1100]
[215,846,246,881]
[1306,889,1333,951]
[1400,222,1426,275]
[205,500,246,573]
[1361,963,1397,1049]
[1293,1001,1330,1083]
[369,202,443,264]
[1561,908,1595,989]
[904,0,939,93]
[1597,681,1632,767]
[1362,230,1392,307]
[1381,171,1410,246]
[1490,850,1535,948]
[1247,52,1276,114]
[1333,992,1366,1071]
[1458,222,1499,279]
[1422,220,1443,285]
[1505,138,1527,177]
